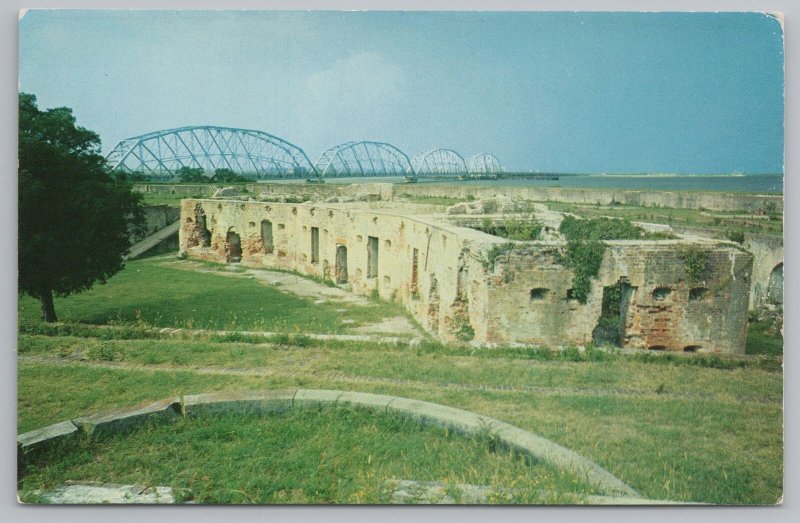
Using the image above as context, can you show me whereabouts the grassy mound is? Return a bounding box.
[19,408,597,504]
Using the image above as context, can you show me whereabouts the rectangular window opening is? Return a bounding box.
[411,248,419,293]
[261,220,274,254]
[367,236,379,278]
[311,227,320,264]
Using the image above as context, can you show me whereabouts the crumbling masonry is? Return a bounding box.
[180,198,752,354]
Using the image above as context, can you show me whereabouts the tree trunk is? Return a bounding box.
[40,289,57,323]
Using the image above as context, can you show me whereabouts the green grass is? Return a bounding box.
[18,333,783,504]
[397,194,465,206]
[19,407,597,504]
[544,201,782,236]
[746,311,784,356]
[15,253,784,505]
[17,258,401,334]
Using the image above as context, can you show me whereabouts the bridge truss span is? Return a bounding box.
[314,141,413,177]
[467,153,502,174]
[106,125,317,179]
[410,148,467,176]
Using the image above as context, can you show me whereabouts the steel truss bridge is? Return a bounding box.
[467,153,502,174]
[107,126,502,179]
[106,126,316,179]
[314,141,412,177]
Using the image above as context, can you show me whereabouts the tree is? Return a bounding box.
[212,167,247,183]
[18,93,145,322]
[176,166,207,183]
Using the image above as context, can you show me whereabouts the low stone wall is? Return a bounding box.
[18,389,639,499]
[133,182,388,202]
[654,224,783,310]
[396,184,783,213]
[139,205,181,238]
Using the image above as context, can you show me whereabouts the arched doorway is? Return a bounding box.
[335,245,348,284]
[767,263,783,305]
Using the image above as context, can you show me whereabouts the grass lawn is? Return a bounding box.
[19,407,597,504]
[542,201,783,236]
[746,310,784,356]
[18,333,783,505]
[18,258,402,334]
[16,252,784,505]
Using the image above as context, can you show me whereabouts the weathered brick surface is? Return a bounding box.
[180,199,751,353]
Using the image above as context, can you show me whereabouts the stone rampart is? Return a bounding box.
[396,184,782,213]
[179,199,750,353]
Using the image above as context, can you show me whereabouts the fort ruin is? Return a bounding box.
[179,191,754,354]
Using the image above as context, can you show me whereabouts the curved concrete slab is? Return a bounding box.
[18,388,638,499]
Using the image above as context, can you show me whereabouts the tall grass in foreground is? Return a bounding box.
[19,408,597,504]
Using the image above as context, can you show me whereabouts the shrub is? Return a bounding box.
[679,246,709,283]
[726,230,746,244]
[482,243,516,271]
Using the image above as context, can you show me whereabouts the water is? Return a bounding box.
[469,174,784,194]
[290,173,783,194]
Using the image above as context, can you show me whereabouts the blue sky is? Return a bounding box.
[19,10,784,174]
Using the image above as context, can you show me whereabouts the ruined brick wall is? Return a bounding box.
[485,241,751,354]
[179,199,492,342]
[179,199,751,352]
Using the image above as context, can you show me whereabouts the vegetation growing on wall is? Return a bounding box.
[559,217,674,303]
[477,216,543,241]
[559,216,674,242]
[679,246,710,283]
[481,243,516,272]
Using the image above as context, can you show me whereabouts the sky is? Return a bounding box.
[18,10,784,174]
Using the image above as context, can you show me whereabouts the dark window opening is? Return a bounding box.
[411,248,419,293]
[335,245,348,284]
[648,345,667,351]
[683,345,701,353]
[367,236,379,278]
[226,230,242,263]
[652,287,672,301]
[261,220,274,254]
[689,287,709,302]
[768,263,783,305]
[530,288,549,301]
[311,227,320,264]
[592,281,635,348]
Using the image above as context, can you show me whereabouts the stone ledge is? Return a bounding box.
[182,389,297,416]
[19,388,640,499]
[486,420,638,498]
[293,388,344,407]
[72,397,181,436]
[18,420,78,452]
[335,390,396,410]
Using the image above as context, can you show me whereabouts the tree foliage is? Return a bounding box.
[18,93,144,321]
[176,166,208,183]
[212,168,248,183]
